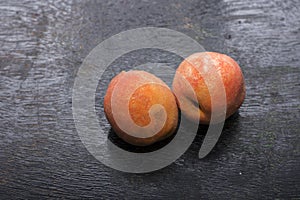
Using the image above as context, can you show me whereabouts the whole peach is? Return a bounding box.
[172,52,246,124]
[104,70,178,146]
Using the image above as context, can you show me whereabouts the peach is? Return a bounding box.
[104,70,178,146]
[172,52,246,124]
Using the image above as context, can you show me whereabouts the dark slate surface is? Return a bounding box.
[1,0,299,199]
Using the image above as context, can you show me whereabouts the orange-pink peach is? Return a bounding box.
[104,70,178,146]
[172,52,246,124]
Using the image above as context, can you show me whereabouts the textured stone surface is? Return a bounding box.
[0,0,299,199]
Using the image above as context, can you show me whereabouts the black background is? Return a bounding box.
[1,0,299,199]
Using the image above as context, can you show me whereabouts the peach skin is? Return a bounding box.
[104,70,178,146]
[172,52,246,124]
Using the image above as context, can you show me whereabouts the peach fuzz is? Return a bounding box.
[172,52,246,124]
[104,70,178,146]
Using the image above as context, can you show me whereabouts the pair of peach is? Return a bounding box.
[104,52,246,146]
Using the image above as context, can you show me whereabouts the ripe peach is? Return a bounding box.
[172,52,246,124]
[104,70,178,146]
